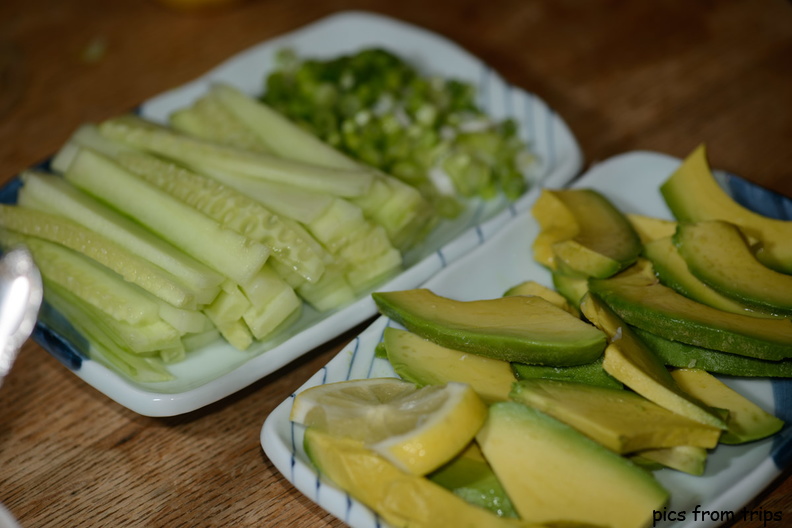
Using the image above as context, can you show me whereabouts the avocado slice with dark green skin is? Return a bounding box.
[509,378,722,453]
[532,188,642,278]
[660,144,792,273]
[673,220,792,315]
[643,236,781,318]
[588,260,792,361]
[428,443,518,519]
[634,326,792,378]
[551,262,590,309]
[372,289,607,366]
[580,291,728,429]
[512,357,623,390]
[630,445,708,476]
[670,368,785,445]
[383,327,515,404]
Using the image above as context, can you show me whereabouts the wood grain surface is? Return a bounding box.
[0,1,790,527]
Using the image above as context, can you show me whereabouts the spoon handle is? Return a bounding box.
[0,246,43,387]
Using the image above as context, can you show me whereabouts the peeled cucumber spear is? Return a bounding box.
[170,83,435,251]
[92,116,404,294]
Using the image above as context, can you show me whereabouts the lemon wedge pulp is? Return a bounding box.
[290,378,487,476]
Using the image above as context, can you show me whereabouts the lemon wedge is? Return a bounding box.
[290,378,487,476]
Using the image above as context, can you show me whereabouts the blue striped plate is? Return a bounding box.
[262,150,792,528]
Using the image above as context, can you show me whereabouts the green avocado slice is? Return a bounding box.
[588,261,792,361]
[477,402,669,528]
[509,378,722,453]
[383,327,515,404]
[643,236,781,318]
[660,144,792,273]
[511,357,623,390]
[532,188,641,278]
[630,445,708,476]
[670,368,784,445]
[428,443,518,519]
[634,326,792,378]
[673,220,792,315]
[372,288,606,366]
[580,292,727,429]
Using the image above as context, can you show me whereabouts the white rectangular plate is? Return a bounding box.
[261,150,792,528]
[15,11,582,416]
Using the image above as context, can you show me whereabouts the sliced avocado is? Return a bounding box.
[303,428,530,528]
[530,189,579,269]
[531,188,641,278]
[429,442,518,519]
[509,378,722,453]
[670,368,785,444]
[627,213,677,243]
[580,291,728,429]
[588,260,792,361]
[503,279,579,316]
[512,357,623,390]
[551,267,589,309]
[634,326,792,378]
[660,144,792,273]
[630,445,708,476]
[477,402,669,528]
[674,220,792,315]
[372,289,606,366]
[643,236,781,318]
[383,327,515,404]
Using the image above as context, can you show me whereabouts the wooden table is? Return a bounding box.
[1,0,791,526]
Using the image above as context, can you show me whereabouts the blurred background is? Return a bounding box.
[1,0,791,195]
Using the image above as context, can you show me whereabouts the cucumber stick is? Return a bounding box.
[98,115,374,198]
[202,285,255,351]
[57,125,331,285]
[112,150,330,284]
[199,163,401,288]
[43,281,175,382]
[204,83,433,250]
[2,231,159,326]
[269,258,355,312]
[0,230,194,351]
[170,93,271,153]
[203,169,334,225]
[64,148,270,285]
[99,111,402,281]
[50,123,136,174]
[213,318,254,351]
[204,281,251,325]
[238,265,298,309]
[237,266,302,340]
[0,212,207,334]
[243,289,301,341]
[0,203,198,309]
[208,83,364,171]
[350,175,434,251]
[296,271,356,312]
[18,170,224,305]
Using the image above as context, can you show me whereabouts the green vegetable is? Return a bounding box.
[170,83,434,252]
[63,147,271,286]
[261,48,534,219]
[0,203,199,310]
[18,170,225,306]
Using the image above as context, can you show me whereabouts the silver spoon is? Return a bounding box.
[0,246,43,388]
